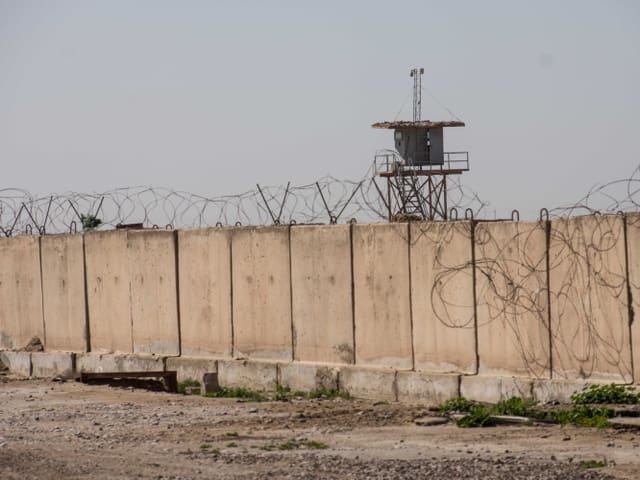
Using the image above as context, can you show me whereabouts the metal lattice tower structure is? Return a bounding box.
[373,68,469,222]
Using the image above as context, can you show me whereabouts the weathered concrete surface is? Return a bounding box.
[31,352,75,377]
[76,353,165,372]
[84,231,132,353]
[278,362,339,392]
[352,224,412,369]
[231,227,292,361]
[0,351,31,376]
[178,228,232,357]
[396,371,460,406]
[128,231,179,356]
[460,375,533,403]
[217,359,278,391]
[410,221,476,374]
[549,215,632,382]
[0,236,44,350]
[626,213,640,384]
[166,356,218,384]
[475,221,550,378]
[40,235,87,352]
[532,379,602,404]
[339,366,397,401]
[290,225,354,364]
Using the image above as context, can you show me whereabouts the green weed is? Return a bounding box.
[260,439,328,451]
[178,380,201,394]
[204,387,266,401]
[456,404,495,428]
[492,397,537,416]
[571,384,640,405]
[439,395,616,429]
[274,386,350,401]
[580,459,607,469]
[438,397,475,415]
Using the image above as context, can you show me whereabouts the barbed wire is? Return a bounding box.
[1,163,638,236]
[0,162,488,236]
[549,164,640,218]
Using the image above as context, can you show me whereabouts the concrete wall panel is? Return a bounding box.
[410,221,476,374]
[178,228,232,357]
[41,234,87,352]
[549,215,632,382]
[291,225,354,364]
[84,231,132,353]
[0,236,44,349]
[353,223,412,369]
[232,227,292,360]
[475,221,550,378]
[626,213,640,384]
[129,230,179,356]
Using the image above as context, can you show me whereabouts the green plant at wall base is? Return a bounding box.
[177,380,201,394]
[438,397,475,415]
[204,387,266,401]
[571,384,640,405]
[438,396,616,429]
[580,459,607,469]
[456,404,495,428]
[260,439,328,451]
[274,386,351,401]
[80,214,102,231]
[492,397,537,416]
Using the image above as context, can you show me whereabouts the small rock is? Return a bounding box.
[414,416,448,427]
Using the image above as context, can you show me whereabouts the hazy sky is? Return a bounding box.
[1,0,639,219]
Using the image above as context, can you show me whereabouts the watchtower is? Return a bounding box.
[373,68,469,221]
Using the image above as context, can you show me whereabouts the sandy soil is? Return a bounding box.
[1,376,639,479]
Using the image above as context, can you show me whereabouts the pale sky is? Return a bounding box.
[1,0,639,219]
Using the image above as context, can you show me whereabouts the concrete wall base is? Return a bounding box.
[460,375,533,403]
[76,353,165,373]
[31,352,75,378]
[278,362,339,392]
[217,359,278,391]
[533,379,607,404]
[339,366,398,401]
[166,356,218,384]
[6,350,630,405]
[0,351,31,377]
[396,371,460,406]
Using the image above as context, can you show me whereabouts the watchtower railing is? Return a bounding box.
[375,151,469,175]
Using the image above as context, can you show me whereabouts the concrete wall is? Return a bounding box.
[475,221,550,378]
[84,231,132,353]
[231,226,292,361]
[1,213,638,395]
[40,234,87,352]
[410,221,476,374]
[128,230,179,356]
[178,228,232,357]
[549,215,632,382]
[626,213,640,384]
[290,225,354,364]
[352,223,412,369]
[0,236,43,349]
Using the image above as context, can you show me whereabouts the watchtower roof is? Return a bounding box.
[371,120,465,129]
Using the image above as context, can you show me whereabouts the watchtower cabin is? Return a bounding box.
[373,68,469,221]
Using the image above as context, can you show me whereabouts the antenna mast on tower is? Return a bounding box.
[410,67,424,121]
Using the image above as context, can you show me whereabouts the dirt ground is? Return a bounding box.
[1,377,639,480]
